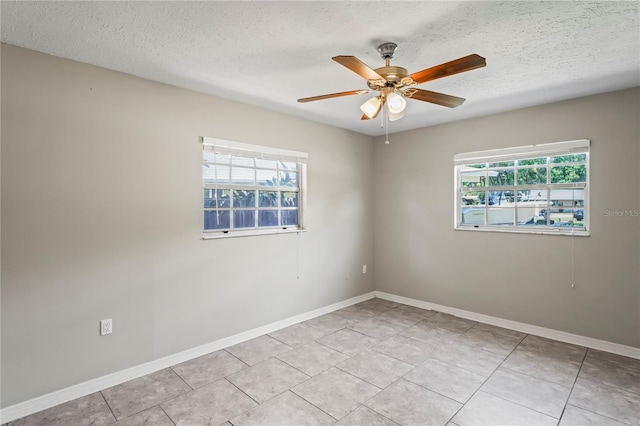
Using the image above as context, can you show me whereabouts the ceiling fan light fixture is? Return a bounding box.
[360,96,381,118]
[388,109,405,121]
[386,92,406,114]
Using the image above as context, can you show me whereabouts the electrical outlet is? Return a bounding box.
[100,319,112,336]
[362,265,367,274]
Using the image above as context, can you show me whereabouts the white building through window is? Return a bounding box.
[202,137,308,238]
[454,139,589,235]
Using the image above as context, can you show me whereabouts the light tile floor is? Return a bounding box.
[7,298,640,426]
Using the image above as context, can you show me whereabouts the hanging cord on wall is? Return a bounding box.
[571,228,575,288]
[296,231,301,280]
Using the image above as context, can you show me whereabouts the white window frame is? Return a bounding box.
[202,137,308,239]
[454,139,590,236]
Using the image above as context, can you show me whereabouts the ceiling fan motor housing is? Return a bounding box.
[370,66,408,88]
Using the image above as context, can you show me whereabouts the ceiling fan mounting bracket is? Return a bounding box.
[377,42,398,60]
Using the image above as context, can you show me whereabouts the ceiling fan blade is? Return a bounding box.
[409,54,486,85]
[407,89,466,108]
[333,56,385,81]
[298,89,369,103]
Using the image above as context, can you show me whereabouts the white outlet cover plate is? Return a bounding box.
[100,319,112,336]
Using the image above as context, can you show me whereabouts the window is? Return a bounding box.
[202,137,307,238]
[454,139,589,236]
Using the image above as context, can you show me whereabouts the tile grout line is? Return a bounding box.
[98,390,118,423]
[223,348,253,369]
[561,403,635,426]
[464,335,589,422]
[443,330,535,424]
[265,315,388,423]
[223,377,263,406]
[280,307,416,422]
[221,305,393,423]
[168,366,196,391]
[158,405,177,426]
[286,388,340,422]
[557,346,589,424]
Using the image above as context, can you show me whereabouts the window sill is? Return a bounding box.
[454,226,590,237]
[203,228,305,240]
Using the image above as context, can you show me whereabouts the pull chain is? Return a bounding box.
[385,106,390,144]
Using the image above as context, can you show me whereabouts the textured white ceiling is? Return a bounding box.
[1,1,639,136]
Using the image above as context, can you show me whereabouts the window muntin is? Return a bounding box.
[455,140,589,235]
[202,138,307,237]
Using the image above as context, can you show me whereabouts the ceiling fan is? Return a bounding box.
[298,42,486,121]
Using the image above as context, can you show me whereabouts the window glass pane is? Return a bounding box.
[477,192,490,205]
[203,164,230,184]
[461,168,486,188]
[256,158,278,169]
[549,208,584,228]
[488,191,514,206]
[461,208,485,224]
[518,189,548,203]
[487,208,514,225]
[280,161,298,171]
[231,167,255,185]
[203,151,216,162]
[257,169,278,186]
[550,165,587,183]
[489,161,514,168]
[279,171,298,188]
[281,192,298,207]
[517,207,546,225]
[551,153,586,164]
[204,210,230,230]
[488,169,514,186]
[518,167,547,185]
[571,208,585,227]
[232,155,254,167]
[258,210,278,227]
[204,190,216,207]
[204,189,231,208]
[216,153,231,164]
[233,210,255,228]
[550,189,584,209]
[233,190,256,208]
[461,191,483,206]
[258,191,278,207]
[281,210,298,226]
[467,163,486,168]
[518,157,547,166]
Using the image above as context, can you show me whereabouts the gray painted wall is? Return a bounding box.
[2,43,639,409]
[373,88,640,348]
[0,44,374,407]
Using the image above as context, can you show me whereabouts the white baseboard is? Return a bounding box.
[375,291,640,360]
[4,289,638,423]
[0,291,376,424]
